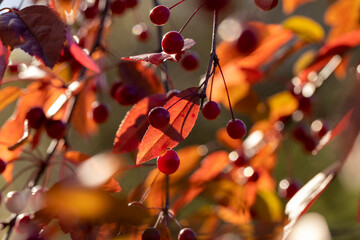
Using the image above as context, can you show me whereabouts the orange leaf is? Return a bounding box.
[71,82,98,137]
[101,178,122,193]
[216,128,242,149]
[50,0,82,24]
[113,94,166,154]
[282,0,315,14]
[0,86,22,112]
[136,87,200,164]
[64,151,90,163]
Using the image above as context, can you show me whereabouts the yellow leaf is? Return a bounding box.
[251,190,284,222]
[293,49,316,75]
[268,91,298,121]
[283,16,324,42]
[0,86,22,112]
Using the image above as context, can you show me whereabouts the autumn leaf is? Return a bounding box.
[50,0,82,23]
[268,91,298,121]
[64,151,90,164]
[136,87,200,164]
[101,178,122,193]
[0,86,22,112]
[66,29,100,73]
[282,0,315,14]
[113,94,167,154]
[0,6,66,68]
[122,38,196,65]
[283,16,324,42]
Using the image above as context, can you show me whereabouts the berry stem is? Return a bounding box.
[169,0,186,10]
[153,0,171,92]
[217,60,235,120]
[209,70,215,101]
[201,10,219,108]
[90,0,110,53]
[178,3,203,34]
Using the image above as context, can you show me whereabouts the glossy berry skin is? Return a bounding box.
[45,119,66,140]
[202,101,221,120]
[162,31,184,54]
[254,0,278,11]
[150,5,170,26]
[110,0,126,15]
[181,53,199,71]
[91,102,110,123]
[5,191,28,214]
[110,82,123,99]
[125,0,138,8]
[26,107,46,129]
[236,28,259,55]
[204,0,230,10]
[115,85,141,105]
[84,6,98,19]
[178,228,197,240]
[148,107,170,129]
[226,119,246,139]
[142,227,160,240]
[166,89,180,101]
[157,149,180,175]
[0,158,7,173]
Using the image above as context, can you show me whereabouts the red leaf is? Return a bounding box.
[113,94,167,153]
[136,87,200,164]
[0,6,66,68]
[122,38,195,66]
[66,29,100,73]
[117,61,164,100]
[282,163,340,240]
[101,178,122,193]
[314,109,353,154]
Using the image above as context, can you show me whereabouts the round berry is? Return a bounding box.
[8,64,19,73]
[203,0,230,10]
[132,23,150,42]
[157,149,180,175]
[180,52,199,71]
[83,6,98,19]
[178,228,197,240]
[45,119,66,140]
[110,81,123,99]
[5,190,28,214]
[278,178,302,200]
[162,31,184,54]
[142,227,160,240]
[202,101,221,120]
[166,89,180,101]
[292,125,308,141]
[254,0,278,11]
[91,102,110,123]
[0,158,7,174]
[26,107,46,129]
[226,119,246,139]
[125,0,138,8]
[115,85,141,105]
[236,28,259,55]
[148,107,170,129]
[110,0,126,15]
[248,170,259,182]
[230,151,248,167]
[150,5,170,26]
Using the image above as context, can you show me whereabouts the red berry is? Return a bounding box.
[303,136,317,152]
[178,228,197,240]
[226,119,246,139]
[132,23,150,42]
[91,102,110,123]
[84,6,98,19]
[45,119,66,140]
[236,28,259,55]
[157,149,180,174]
[201,101,221,120]
[125,0,138,8]
[5,190,28,214]
[110,0,126,15]
[254,0,278,11]
[292,125,308,141]
[166,89,180,101]
[203,0,230,10]
[8,64,18,73]
[248,170,259,182]
[148,107,170,129]
[278,178,302,200]
[180,52,199,71]
[150,5,170,26]
[230,151,248,167]
[162,31,184,54]
[115,85,141,105]
[0,158,7,173]
[110,81,123,99]
[26,107,46,129]
[142,227,160,240]
[298,96,312,114]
